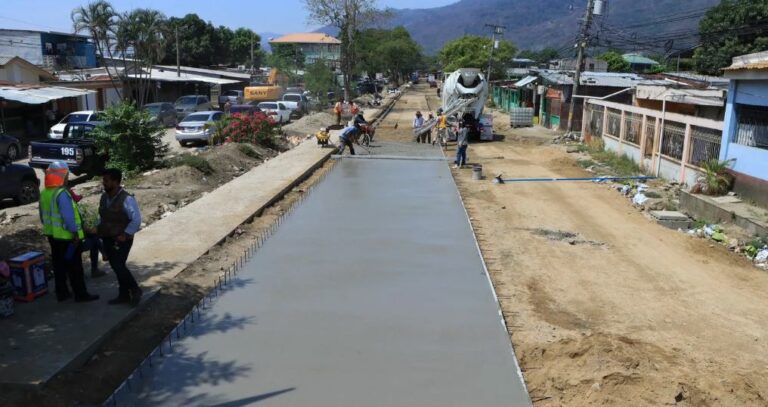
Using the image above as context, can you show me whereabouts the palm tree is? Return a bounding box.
[71,0,123,99]
[115,9,168,105]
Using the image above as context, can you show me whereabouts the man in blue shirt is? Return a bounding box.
[98,168,143,307]
[337,126,360,155]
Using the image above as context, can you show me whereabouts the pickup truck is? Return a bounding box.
[28,122,107,176]
[280,93,309,118]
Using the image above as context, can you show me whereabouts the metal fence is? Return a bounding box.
[735,105,768,150]
[583,99,724,182]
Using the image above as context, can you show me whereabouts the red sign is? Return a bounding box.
[546,88,563,100]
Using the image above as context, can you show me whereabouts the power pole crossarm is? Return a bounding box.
[566,0,597,134]
[484,24,506,83]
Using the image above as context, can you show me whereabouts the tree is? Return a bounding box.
[230,28,262,67]
[303,0,383,100]
[438,35,516,79]
[304,60,336,110]
[356,27,422,85]
[163,14,217,66]
[518,47,560,63]
[599,51,630,72]
[115,8,168,106]
[272,43,306,70]
[693,0,768,75]
[72,0,122,98]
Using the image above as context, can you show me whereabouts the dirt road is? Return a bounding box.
[383,85,768,406]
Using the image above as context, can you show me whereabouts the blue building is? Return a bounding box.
[0,29,97,71]
[721,51,768,206]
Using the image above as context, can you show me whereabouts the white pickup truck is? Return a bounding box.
[280,93,309,118]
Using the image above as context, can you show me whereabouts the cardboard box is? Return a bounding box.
[9,251,47,302]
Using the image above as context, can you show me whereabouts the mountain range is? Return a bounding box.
[312,0,721,56]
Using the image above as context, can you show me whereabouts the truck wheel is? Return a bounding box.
[6,145,18,161]
[15,179,39,205]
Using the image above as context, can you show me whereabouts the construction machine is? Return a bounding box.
[414,68,491,141]
[244,69,288,104]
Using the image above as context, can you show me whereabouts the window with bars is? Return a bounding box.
[735,104,768,150]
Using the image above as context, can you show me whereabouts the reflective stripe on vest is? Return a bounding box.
[40,188,85,240]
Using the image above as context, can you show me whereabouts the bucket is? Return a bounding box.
[0,282,15,318]
[472,164,483,181]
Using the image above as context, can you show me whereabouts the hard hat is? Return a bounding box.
[48,161,69,171]
[320,127,327,132]
[44,161,69,188]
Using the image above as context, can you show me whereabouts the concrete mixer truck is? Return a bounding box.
[413,68,492,141]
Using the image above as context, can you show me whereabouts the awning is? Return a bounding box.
[0,85,94,105]
[635,85,725,107]
[514,75,538,88]
[125,69,241,85]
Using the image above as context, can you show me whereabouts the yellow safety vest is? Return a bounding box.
[438,115,447,129]
[39,188,85,240]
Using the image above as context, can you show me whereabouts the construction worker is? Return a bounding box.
[337,126,360,155]
[435,108,448,146]
[413,111,424,143]
[39,161,99,303]
[454,122,471,169]
[334,99,344,126]
[98,168,143,307]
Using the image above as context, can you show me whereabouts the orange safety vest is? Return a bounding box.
[334,102,343,114]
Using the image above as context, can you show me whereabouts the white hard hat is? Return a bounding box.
[48,161,69,171]
[320,127,327,132]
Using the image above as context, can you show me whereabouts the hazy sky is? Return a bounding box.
[0,0,457,34]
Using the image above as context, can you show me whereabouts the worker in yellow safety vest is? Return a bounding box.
[39,161,99,302]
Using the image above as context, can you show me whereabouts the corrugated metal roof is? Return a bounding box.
[0,84,94,104]
[270,33,341,44]
[539,70,668,88]
[0,56,13,66]
[635,85,726,106]
[513,75,538,87]
[623,53,660,65]
[125,69,240,85]
[153,65,251,80]
[724,50,768,71]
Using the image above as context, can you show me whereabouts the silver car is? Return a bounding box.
[174,95,212,119]
[0,134,22,161]
[144,102,177,127]
[175,111,224,146]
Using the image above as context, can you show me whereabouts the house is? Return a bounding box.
[0,29,97,70]
[269,33,341,69]
[720,50,768,206]
[537,70,665,130]
[549,57,608,73]
[507,58,538,78]
[0,56,55,84]
[623,53,660,73]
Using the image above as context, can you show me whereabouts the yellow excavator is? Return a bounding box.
[244,69,287,103]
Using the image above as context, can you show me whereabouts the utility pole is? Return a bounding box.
[485,24,505,83]
[250,34,254,73]
[566,0,596,134]
[176,26,180,77]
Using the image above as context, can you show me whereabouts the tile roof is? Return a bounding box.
[269,33,341,45]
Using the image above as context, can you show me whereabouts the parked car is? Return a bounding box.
[280,93,309,117]
[175,111,225,146]
[0,156,39,205]
[48,111,103,139]
[228,104,262,116]
[285,87,305,95]
[0,134,22,161]
[144,102,177,127]
[218,90,244,106]
[174,95,212,119]
[256,102,291,124]
[29,122,107,177]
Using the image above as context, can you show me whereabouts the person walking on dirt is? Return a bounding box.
[337,126,360,155]
[454,122,470,169]
[39,161,99,303]
[99,169,143,307]
[334,99,344,126]
[413,111,425,143]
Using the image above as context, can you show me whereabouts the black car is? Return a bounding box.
[29,122,107,177]
[0,156,39,205]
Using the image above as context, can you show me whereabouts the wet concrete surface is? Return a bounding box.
[128,149,530,406]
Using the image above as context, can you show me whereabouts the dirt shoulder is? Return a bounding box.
[450,119,768,405]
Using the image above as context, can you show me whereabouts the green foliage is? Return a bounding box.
[438,35,517,79]
[237,143,261,159]
[166,154,214,175]
[599,51,630,72]
[230,28,263,66]
[585,139,643,176]
[356,27,423,84]
[576,159,595,168]
[305,60,336,109]
[694,159,734,196]
[163,13,262,66]
[210,112,277,147]
[90,102,166,175]
[694,0,768,75]
[271,43,306,70]
[517,48,560,63]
